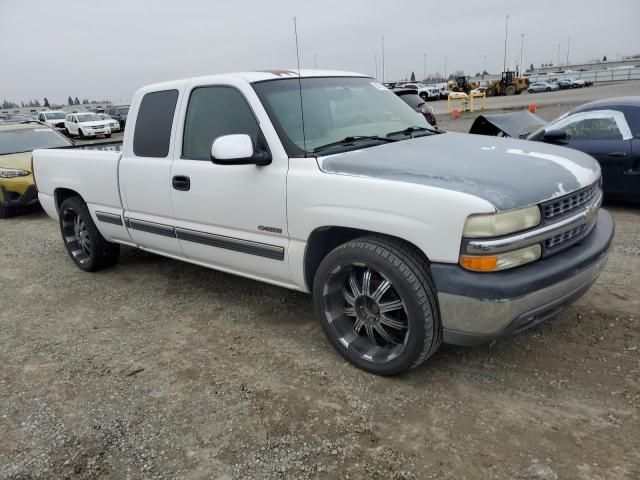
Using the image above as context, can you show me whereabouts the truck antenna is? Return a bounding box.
[293,16,308,157]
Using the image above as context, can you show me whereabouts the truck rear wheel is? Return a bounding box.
[313,236,441,376]
[505,85,517,95]
[59,196,119,272]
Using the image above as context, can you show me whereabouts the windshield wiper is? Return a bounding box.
[386,126,436,138]
[312,135,396,154]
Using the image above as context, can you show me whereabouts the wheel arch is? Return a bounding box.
[54,187,83,213]
[303,226,431,292]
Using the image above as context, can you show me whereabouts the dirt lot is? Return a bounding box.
[2,102,640,480]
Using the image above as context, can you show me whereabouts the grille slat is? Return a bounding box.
[544,183,599,220]
[546,224,588,249]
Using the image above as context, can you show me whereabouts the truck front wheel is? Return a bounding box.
[59,196,119,272]
[313,236,441,376]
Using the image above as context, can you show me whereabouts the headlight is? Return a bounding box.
[463,205,541,238]
[421,105,434,115]
[0,168,31,178]
[460,244,541,272]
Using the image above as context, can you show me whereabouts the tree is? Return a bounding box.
[410,71,416,81]
[474,72,480,78]
[74,97,80,105]
[82,99,89,104]
[529,63,535,72]
[33,99,41,107]
[43,97,50,108]
[68,96,74,106]
[602,55,607,62]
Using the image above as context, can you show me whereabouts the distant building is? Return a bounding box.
[0,102,113,115]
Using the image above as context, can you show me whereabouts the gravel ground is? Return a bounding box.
[1,102,640,480]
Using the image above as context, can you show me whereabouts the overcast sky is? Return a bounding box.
[2,0,639,104]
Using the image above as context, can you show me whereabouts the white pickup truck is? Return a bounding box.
[33,70,614,376]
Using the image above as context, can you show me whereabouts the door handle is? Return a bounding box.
[172,175,190,191]
[607,152,627,157]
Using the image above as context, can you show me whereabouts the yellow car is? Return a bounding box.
[0,121,73,218]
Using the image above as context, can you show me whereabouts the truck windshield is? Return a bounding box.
[0,127,72,155]
[252,77,432,157]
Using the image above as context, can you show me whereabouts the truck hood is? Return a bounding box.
[318,132,600,211]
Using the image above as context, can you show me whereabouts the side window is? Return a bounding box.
[551,110,633,141]
[182,86,261,160]
[133,89,178,158]
[562,117,623,141]
[38,113,44,121]
[133,90,178,158]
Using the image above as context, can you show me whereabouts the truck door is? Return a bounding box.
[169,83,291,284]
[119,89,183,256]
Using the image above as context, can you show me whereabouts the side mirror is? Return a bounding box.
[542,129,568,143]
[210,134,271,166]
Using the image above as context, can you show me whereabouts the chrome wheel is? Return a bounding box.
[61,207,91,265]
[322,263,409,363]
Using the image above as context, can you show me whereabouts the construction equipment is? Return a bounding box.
[484,71,530,96]
[447,75,479,94]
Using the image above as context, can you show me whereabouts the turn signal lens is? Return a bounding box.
[460,256,498,271]
[460,244,542,272]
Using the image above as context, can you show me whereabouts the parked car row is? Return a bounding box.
[528,78,593,93]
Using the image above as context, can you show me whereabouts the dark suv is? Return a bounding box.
[104,105,130,130]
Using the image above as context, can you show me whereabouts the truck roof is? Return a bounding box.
[139,69,369,92]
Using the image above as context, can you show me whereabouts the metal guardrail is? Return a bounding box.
[523,68,640,84]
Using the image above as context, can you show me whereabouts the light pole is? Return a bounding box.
[444,56,447,81]
[423,53,427,81]
[566,36,571,65]
[381,36,385,83]
[557,43,561,66]
[374,54,378,79]
[503,14,509,73]
[314,54,317,69]
[519,33,524,75]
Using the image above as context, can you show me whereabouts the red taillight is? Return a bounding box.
[31,154,37,189]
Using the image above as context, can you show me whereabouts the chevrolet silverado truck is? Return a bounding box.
[32,70,614,376]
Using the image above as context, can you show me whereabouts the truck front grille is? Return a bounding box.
[546,224,589,249]
[543,182,599,220]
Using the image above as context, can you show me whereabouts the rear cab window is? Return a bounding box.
[133,90,179,158]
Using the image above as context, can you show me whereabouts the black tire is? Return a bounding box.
[528,89,534,94]
[313,235,441,376]
[545,87,551,92]
[105,133,112,138]
[59,196,119,272]
[419,92,428,101]
[78,128,85,139]
[0,205,15,219]
[505,85,517,96]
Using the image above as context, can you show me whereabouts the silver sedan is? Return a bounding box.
[528,82,560,93]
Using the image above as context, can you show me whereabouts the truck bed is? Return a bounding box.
[33,144,124,218]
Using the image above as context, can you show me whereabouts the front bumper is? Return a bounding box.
[0,183,39,208]
[431,209,614,345]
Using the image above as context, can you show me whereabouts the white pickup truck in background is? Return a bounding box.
[33,70,614,375]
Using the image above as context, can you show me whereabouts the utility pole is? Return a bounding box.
[444,56,447,81]
[519,34,524,75]
[423,53,427,81]
[381,36,385,83]
[374,54,378,79]
[566,36,571,65]
[503,14,510,73]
